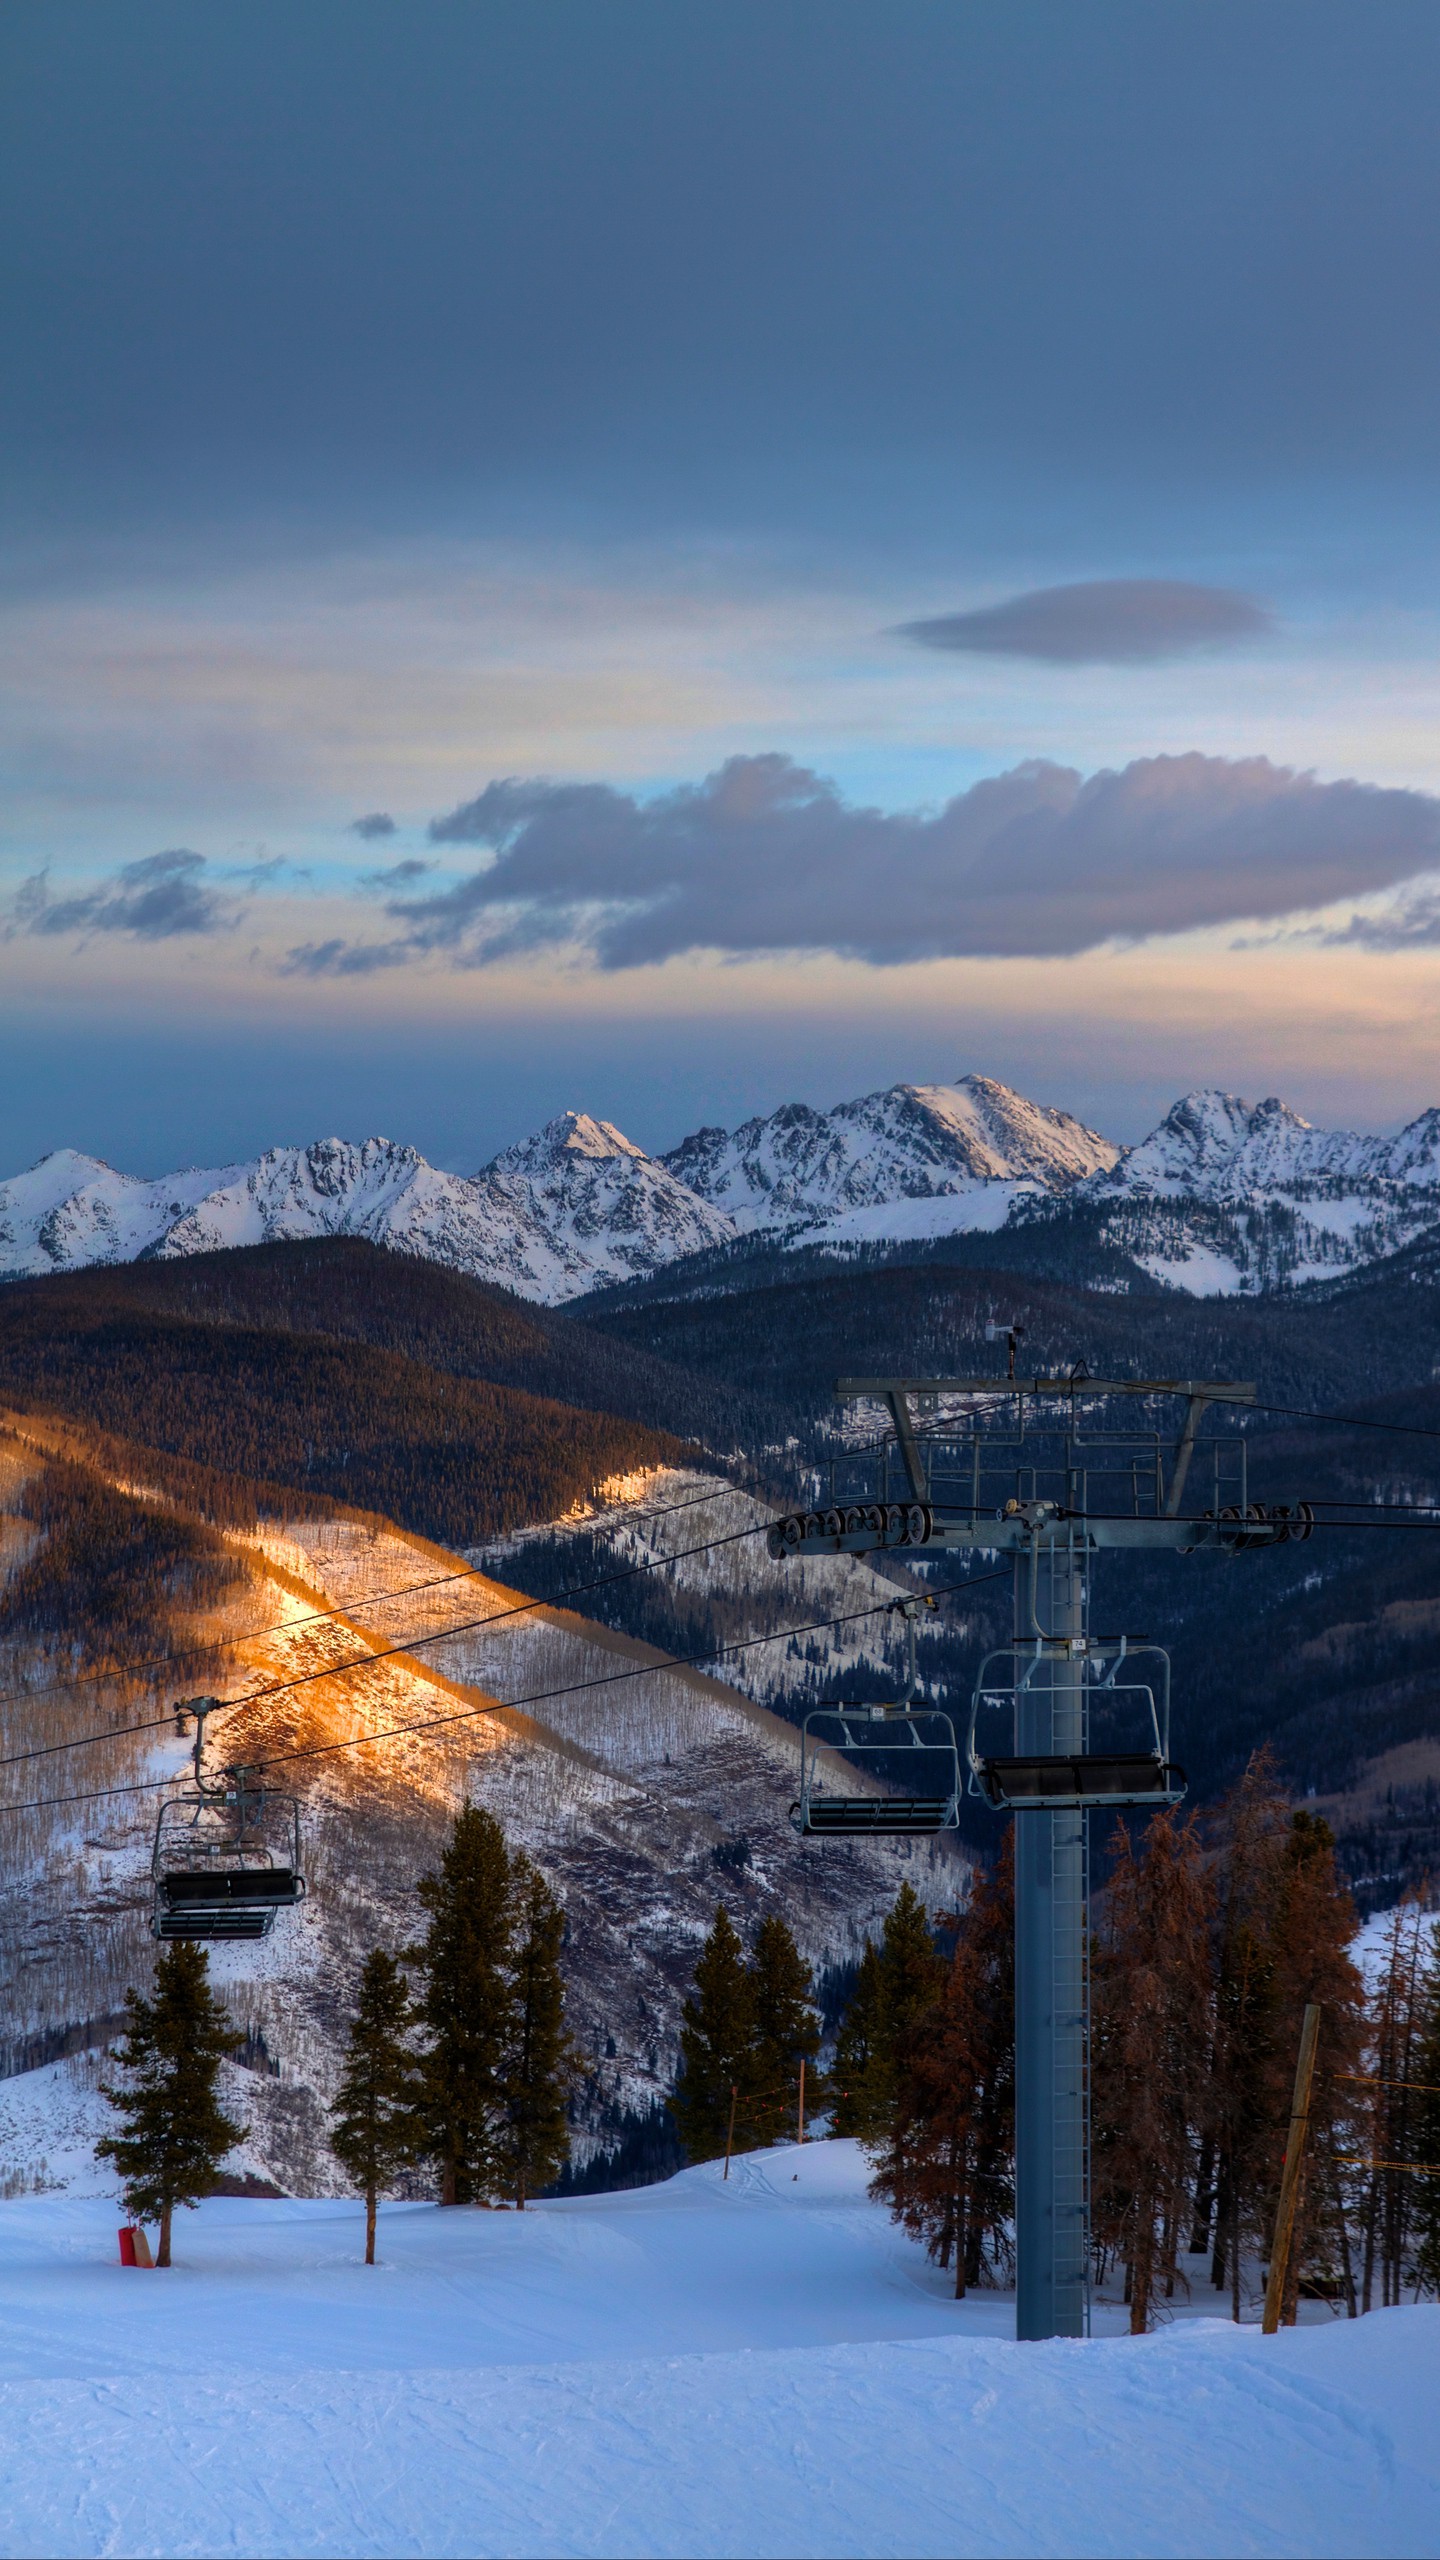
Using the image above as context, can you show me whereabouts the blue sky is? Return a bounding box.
[5,1,1440,1173]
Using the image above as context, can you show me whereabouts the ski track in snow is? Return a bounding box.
[0,2144,1432,2559]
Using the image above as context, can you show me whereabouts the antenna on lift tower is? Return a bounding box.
[766,1359,1313,2343]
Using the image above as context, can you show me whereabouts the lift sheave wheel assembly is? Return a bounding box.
[151,1697,306,1942]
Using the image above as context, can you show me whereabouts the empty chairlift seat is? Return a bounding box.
[151,1769,306,1944]
[790,1700,963,1838]
[966,1639,1186,1815]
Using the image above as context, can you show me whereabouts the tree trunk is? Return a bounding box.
[1360,2163,1380,2314]
[1130,2208,1153,2336]
[515,2174,526,2212]
[1211,2152,1231,2293]
[157,2205,172,2269]
[1190,2131,1216,2256]
[365,2183,377,2266]
[1162,2196,1178,2300]
[441,2158,457,2208]
[1331,2162,1357,2318]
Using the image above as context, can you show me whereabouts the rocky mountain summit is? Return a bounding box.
[662,1075,1117,1230]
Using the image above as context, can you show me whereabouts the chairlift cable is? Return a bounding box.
[0,1473,774,1715]
[0,1512,765,1767]
[0,1566,1010,1815]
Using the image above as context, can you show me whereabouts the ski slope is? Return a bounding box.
[0,2142,1432,2559]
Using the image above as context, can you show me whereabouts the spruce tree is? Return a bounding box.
[874,1833,1015,2295]
[832,1938,887,2139]
[673,1904,759,2162]
[833,1883,944,2150]
[330,1950,424,2262]
[502,1858,577,2206]
[96,1942,246,2266]
[414,1803,516,2204]
[750,1913,822,2144]
[1207,1749,1291,2314]
[1091,1810,1215,2332]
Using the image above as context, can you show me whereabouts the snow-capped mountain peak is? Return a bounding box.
[663,1073,1117,1230]
[486,1111,650,1178]
[1095,1088,1440,1200]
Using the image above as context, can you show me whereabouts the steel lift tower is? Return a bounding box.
[767,1354,1311,2342]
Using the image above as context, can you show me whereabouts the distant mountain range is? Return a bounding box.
[5,1072,1440,1302]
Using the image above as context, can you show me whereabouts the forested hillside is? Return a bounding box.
[0,1264,694,1548]
[2,1242,767,1452]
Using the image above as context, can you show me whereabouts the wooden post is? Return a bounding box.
[723,2083,738,2180]
[1263,2003,1322,2335]
[797,2058,806,2147]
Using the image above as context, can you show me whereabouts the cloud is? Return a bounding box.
[9,849,233,940]
[1317,879,1440,949]
[359,856,434,892]
[406,751,1440,969]
[349,812,397,839]
[281,936,413,977]
[898,579,1273,665]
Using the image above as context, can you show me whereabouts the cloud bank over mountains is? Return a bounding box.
[398,750,1440,969]
[15,750,1440,980]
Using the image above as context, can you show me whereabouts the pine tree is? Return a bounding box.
[1207,1749,1291,2315]
[750,1913,822,2144]
[330,1950,424,2263]
[874,1834,1015,2295]
[672,1904,759,2162]
[1091,1811,1214,2332]
[502,1858,577,2206]
[414,1803,516,2204]
[96,1942,246,2266]
[833,1882,944,2152]
[832,1938,887,2139]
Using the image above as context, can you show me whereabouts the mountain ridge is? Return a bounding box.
[7,1074,1440,1303]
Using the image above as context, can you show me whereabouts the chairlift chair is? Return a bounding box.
[789,1603,962,1837]
[966,1638,1187,1813]
[151,1699,306,1942]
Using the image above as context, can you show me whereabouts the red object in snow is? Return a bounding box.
[118,2228,137,2265]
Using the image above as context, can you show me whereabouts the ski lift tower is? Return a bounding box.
[766,1353,1311,2342]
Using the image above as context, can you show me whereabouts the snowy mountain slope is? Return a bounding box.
[1094,1088,1440,1199]
[0,2173,1430,2559]
[0,1125,733,1303]
[1068,1088,1440,1294]
[0,1147,244,1276]
[474,1112,735,1291]
[663,1075,1118,1231]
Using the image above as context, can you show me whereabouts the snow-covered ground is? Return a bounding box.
[0,2141,1432,2560]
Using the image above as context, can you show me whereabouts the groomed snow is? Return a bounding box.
[0,2142,1433,2558]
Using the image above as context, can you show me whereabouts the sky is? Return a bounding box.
[5,0,1440,1175]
